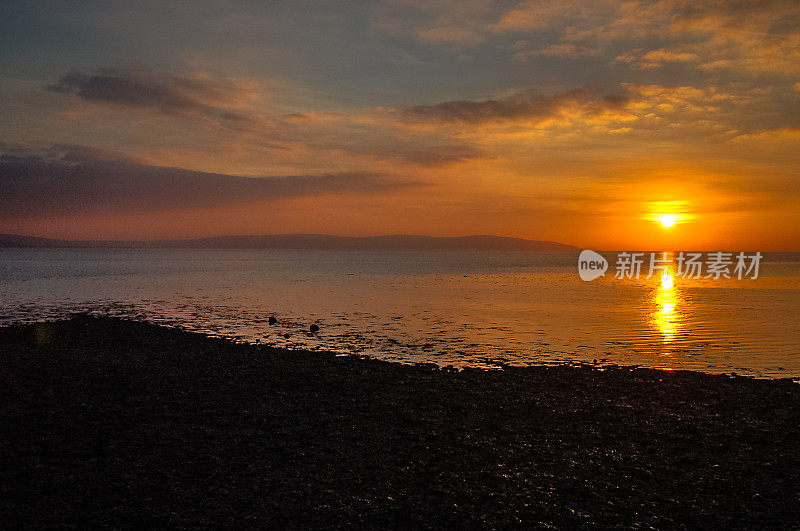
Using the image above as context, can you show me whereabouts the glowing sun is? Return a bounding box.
[660,214,677,228]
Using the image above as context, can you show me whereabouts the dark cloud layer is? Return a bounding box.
[46,68,254,119]
[0,149,415,219]
[406,88,630,124]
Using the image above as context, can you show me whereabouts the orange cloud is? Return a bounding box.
[615,49,700,69]
[514,42,600,60]
[417,26,483,44]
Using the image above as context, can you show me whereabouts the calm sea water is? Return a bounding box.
[1,249,799,378]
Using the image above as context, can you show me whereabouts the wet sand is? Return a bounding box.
[1,315,798,528]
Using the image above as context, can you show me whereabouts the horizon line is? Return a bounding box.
[1,232,798,252]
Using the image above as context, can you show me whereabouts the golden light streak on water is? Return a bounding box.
[651,260,682,347]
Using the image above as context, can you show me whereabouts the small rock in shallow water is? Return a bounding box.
[268,316,277,325]
[309,324,320,333]
[283,333,290,339]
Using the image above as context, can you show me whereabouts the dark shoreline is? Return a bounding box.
[1,316,798,528]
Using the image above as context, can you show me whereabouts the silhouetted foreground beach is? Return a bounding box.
[1,316,798,528]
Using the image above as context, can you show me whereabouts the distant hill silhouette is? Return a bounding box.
[0,233,578,252]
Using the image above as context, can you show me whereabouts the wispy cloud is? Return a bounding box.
[405,87,629,124]
[0,146,420,218]
[489,0,586,32]
[46,67,261,119]
[615,49,700,69]
[514,42,600,60]
[560,0,800,76]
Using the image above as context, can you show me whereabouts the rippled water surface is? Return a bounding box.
[1,249,799,378]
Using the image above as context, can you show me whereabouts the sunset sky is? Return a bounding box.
[1,0,799,249]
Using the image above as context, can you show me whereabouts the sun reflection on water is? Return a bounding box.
[651,261,683,346]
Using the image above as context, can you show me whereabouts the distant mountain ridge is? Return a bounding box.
[0,233,578,252]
